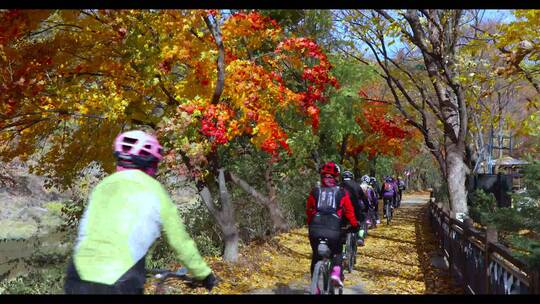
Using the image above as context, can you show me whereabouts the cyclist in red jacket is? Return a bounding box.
[306,162,359,289]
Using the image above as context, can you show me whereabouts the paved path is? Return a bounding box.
[248,192,463,294]
[150,192,460,295]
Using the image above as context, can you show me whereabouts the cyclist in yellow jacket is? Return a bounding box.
[64,130,216,294]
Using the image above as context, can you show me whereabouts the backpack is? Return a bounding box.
[310,186,345,231]
[314,186,343,215]
[384,182,393,192]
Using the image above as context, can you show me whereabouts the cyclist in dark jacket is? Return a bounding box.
[306,162,359,288]
[369,177,381,224]
[360,175,378,228]
[341,171,366,224]
[396,176,406,206]
[341,171,367,246]
[381,176,398,216]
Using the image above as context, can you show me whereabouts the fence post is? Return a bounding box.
[531,270,540,295]
[485,225,498,294]
[463,217,474,293]
[448,211,456,281]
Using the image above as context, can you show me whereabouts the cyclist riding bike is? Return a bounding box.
[392,176,401,207]
[306,162,359,288]
[381,176,398,217]
[397,176,406,205]
[341,170,367,247]
[368,177,381,224]
[360,175,378,227]
[64,130,217,294]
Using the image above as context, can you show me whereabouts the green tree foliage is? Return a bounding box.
[474,160,540,268]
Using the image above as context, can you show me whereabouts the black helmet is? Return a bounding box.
[342,170,354,180]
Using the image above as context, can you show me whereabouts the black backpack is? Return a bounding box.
[309,186,346,231]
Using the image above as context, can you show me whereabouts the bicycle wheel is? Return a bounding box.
[370,211,377,229]
[386,203,392,225]
[328,276,335,295]
[310,261,326,294]
[363,224,368,237]
[346,233,354,273]
[342,243,349,273]
[352,234,358,266]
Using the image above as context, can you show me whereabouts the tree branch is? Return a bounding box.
[229,171,269,205]
[203,14,225,104]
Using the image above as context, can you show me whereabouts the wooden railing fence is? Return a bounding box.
[428,192,540,294]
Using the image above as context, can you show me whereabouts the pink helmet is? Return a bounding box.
[113,130,163,176]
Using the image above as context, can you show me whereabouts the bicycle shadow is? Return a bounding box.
[272,283,307,294]
[248,282,307,294]
[249,281,367,294]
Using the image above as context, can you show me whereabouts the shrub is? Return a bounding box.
[471,160,540,268]
[468,189,497,225]
[60,162,107,230]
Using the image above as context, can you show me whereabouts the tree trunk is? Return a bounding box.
[264,161,289,232]
[352,155,361,179]
[222,223,239,262]
[445,143,469,215]
[369,156,377,177]
[311,150,321,171]
[339,133,350,165]
[198,169,239,262]
[217,168,239,262]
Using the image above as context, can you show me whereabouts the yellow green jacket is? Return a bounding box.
[73,169,211,285]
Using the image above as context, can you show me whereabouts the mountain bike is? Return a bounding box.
[146,267,212,294]
[342,228,357,274]
[384,198,393,225]
[310,239,343,295]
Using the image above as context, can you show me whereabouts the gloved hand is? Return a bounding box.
[351,225,360,233]
[201,272,218,291]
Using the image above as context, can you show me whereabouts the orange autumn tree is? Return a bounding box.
[158,11,338,247]
[347,81,418,175]
[0,10,338,261]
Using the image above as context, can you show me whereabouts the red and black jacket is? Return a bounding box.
[306,186,359,228]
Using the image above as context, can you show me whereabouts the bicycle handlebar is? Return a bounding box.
[147,267,208,293]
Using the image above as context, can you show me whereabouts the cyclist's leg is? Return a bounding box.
[320,230,346,276]
[308,234,321,277]
[65,258,145,295]
[308,227,327,277]
[373,200,380,224]
[113,257,146,294]
[357,213,366,246]
[329,230,345,285]
[64,259,117,294]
